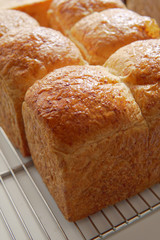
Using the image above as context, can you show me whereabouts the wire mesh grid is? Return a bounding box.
[0,127,160,240]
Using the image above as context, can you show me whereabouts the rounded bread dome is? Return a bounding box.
[0,26,86,156]
[48,0,126,35]
[0,9,39,38]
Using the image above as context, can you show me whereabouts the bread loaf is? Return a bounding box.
[0,27,86,156]
[48,0,126,35]
[0,0,52,26]
[0,9,39,38]
[22,38,160,219]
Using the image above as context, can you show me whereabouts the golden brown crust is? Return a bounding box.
[105,39,160,185]
[23,65,149,220]
[48,0,126,34]
[0,10,39,38]
[0,27,86,156]
[70,8,160,65]
[104,39,160,117]
[0,0,52,26]
[0,81,30,155]
[24,65,145,152]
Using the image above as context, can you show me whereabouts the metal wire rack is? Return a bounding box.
[0,127,160,240]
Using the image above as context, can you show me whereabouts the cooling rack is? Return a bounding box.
[0,127,160,240]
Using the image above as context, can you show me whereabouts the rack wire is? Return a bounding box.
[0,127,160,240]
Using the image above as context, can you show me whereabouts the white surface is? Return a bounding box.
[108,210,160,240]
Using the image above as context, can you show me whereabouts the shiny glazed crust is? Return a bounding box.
[0,27,86,156]
[0,10,39,38]
[23,65,150,221]
[47,0,126,35]
[69,8,160,65]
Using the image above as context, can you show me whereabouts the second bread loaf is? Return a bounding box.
[0,27,86,156]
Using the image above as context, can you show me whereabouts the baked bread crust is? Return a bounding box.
[69,8,160,65]
[0,10,39,38]
[0,27,86,156]
[23,65,149,221]
[48,0,126,35]
[0,0,52,26]
[105,39,160,186]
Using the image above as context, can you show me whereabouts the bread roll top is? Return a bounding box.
[0,9,39,37]
[69,8,160,65]
[48,0,126,34]
[105,39,160,121]
[24,65,146,153]
[0,26,86,100]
